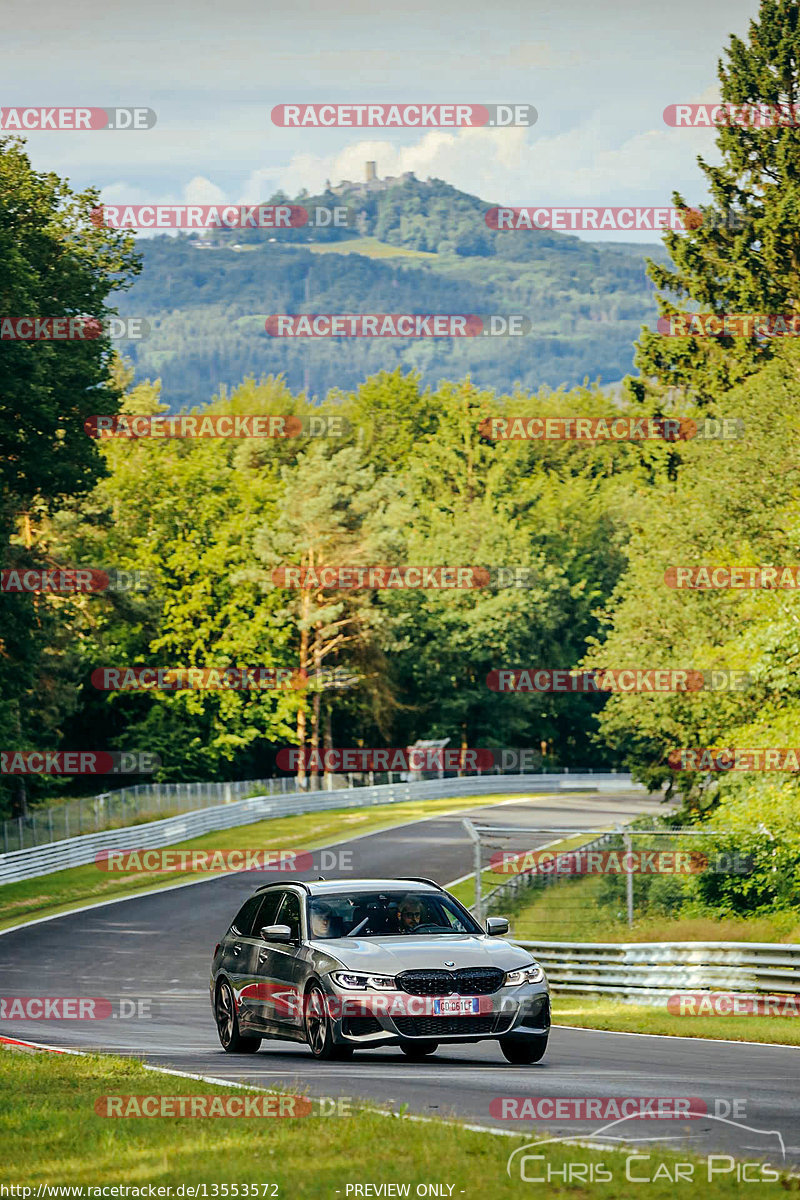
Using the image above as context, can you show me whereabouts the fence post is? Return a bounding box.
[624,829,634,927]
[18,815,23,850]
[3,819,8,854]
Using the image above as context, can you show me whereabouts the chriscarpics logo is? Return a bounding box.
[505,1109,789,1185]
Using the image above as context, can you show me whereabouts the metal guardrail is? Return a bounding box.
[516,939,800,1000]
[0,772,643,886]
[0,765,626,853]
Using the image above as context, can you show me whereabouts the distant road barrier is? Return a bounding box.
[517,939,800,1000]
[0,771,643,886]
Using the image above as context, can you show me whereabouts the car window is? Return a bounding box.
[276,890,302,939]
[305,891,482,938]
[230,894,265,937]
[439,903,473,932]
[253,890,283,934]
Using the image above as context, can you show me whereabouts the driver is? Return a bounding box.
[397,895,426,933]
[310,903,339,938]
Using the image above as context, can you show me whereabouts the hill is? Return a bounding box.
[115,176,671,407]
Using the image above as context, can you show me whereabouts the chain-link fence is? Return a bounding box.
[0,778,280,853]
[1,763,622,854]
[465,820,753,941]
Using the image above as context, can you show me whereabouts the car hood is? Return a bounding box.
[314,934,537,974]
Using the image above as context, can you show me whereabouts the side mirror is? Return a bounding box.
[486,916,509,936]
[260,924,293,943]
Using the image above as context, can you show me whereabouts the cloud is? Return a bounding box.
[238,117,720,226]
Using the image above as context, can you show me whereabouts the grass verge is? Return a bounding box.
[0,793,525,933]
[498,872,800,944]
[553,993,800,1046]
[0,1045,784,1195]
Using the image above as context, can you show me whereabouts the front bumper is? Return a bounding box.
[325,981,550,1045]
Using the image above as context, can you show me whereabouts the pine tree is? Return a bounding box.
[631,0,800,418]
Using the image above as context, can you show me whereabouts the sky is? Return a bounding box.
[3,0,761,241]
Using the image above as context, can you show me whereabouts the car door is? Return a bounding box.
[237,890,283,1031]
[220,893,267,1032]
[253,888,307,1032]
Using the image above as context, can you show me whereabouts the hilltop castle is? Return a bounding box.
[326,162,426,197]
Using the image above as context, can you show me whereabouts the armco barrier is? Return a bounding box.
[0,772,642,886]
[517,939,800,1000]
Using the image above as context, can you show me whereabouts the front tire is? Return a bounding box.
[400,1040,438,1059]
[215,980,261,1053]
[500,1033,548,1064]
[304,983,354,1061]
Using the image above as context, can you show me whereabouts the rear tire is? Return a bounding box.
[500,1034,548,1064]
[304,983,354,1061]
[215,980,261,1054]
[400,1040,438,1059]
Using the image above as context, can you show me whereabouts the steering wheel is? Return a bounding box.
[408,922,445,933]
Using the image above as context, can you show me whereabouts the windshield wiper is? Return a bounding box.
[346,917,369,937]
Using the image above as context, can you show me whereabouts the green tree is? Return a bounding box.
[631,0,800,421]
[0,138,139,815]
[254,442,405,788]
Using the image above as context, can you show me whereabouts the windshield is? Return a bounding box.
[306,890,483,939]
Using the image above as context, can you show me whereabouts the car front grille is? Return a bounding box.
[394,1015,498,1037]
[396,968,504,996]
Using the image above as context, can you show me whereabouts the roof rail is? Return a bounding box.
[254,881,311,894]
[397,876,443,889]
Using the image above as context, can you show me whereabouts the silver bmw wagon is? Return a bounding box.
[209,877,550,1063]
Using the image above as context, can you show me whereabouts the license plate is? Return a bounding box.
[432,996,480,1016]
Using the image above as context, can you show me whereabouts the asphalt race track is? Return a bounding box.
[2,790,799,1172]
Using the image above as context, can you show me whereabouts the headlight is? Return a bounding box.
[503,963,545,986]
[330,971,397,990]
